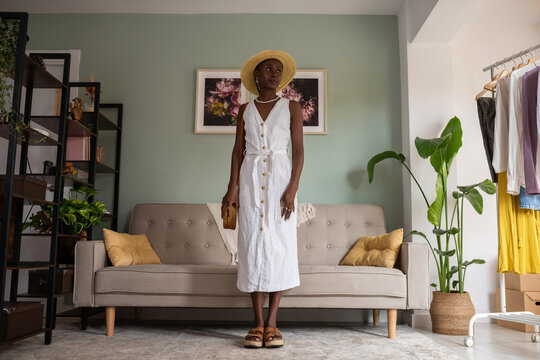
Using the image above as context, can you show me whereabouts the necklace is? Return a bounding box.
[255,96,280,104]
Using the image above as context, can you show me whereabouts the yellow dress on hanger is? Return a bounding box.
[497,171,540,274]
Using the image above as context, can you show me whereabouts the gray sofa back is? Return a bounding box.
[129,203,387,266]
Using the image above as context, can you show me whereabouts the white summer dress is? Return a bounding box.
[236,97,300,293]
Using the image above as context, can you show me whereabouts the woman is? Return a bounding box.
[221,50,304,349]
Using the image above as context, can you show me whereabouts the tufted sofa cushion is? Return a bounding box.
[94,263,405,299]
[128,203,388,267]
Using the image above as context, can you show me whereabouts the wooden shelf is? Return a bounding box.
[22,233,85,239]
[12,194,57,206]
[0,328,51,345]
[22,55,65,89]
[7,262,53,270]
[17,292,72,299]
[69,161,118,174]
[0,123,61,146]
[80,111,120,131]
[30,116,96,138]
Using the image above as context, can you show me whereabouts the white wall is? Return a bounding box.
[400,0,540,314]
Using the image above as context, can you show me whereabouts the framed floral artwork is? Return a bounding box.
[195,69,249,134]
[279,70,327,134]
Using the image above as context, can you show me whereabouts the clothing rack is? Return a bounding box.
[465,45,540,347]
[482,43,540,72]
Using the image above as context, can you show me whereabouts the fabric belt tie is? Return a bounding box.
[245,148,288,227]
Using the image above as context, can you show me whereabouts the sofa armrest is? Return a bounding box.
[73,240,107,307]
[400,242,430,310]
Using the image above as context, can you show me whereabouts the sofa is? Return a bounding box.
[73,203,429,339]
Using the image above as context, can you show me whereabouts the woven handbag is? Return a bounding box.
[223,103,248,230]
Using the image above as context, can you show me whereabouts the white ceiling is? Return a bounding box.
[1,0,404,15]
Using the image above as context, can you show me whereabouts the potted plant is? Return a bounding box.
[24,186,107,238]
[367,116,495,335]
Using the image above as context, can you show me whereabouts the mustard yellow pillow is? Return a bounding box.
[339,228,403,268]
[103,228,162,266]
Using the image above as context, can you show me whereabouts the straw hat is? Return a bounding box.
[240,50,297,96]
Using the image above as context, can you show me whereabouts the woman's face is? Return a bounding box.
[255,58,283,93]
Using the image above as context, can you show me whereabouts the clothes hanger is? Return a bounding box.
[525,49,536,66]
[475,65,506,100]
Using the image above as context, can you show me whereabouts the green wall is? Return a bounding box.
[27,14,403,232]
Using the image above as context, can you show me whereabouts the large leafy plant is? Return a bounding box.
[24,186,106,235]
[367,117,495,293]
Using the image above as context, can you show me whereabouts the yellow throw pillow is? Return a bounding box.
[103,228,162,266]
[339,228,403,268]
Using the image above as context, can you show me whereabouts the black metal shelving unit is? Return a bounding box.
[0,12,71,345]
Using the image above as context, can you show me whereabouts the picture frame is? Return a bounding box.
[195,69,249,134]
[280,70,327,135]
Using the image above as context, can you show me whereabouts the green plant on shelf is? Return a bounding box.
[23,186,107,235]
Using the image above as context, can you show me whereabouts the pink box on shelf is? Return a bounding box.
[66,137,90,161]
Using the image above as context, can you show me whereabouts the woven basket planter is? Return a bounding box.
[429,291,475,335]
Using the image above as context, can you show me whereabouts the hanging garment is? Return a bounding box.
[519,187,540,211]
[497,172,540,274]
[492,76,511,173]
[521,67,540,194]
[476,97,498,183]
[506,62,540,195]
[237,97,300,292]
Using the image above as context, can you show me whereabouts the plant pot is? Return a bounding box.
[429,291,475,335]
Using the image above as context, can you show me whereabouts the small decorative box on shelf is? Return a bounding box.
[0,175,47,200]
[1,301,44,342]
[28,269,74,295]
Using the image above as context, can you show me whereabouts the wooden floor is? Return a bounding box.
[417,322,540,359]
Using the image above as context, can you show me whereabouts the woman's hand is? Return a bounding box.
[280,185,297,221]
[221,187,239,219]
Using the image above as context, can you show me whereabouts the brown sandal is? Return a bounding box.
[244,327,264,348]
[264,327,284,348]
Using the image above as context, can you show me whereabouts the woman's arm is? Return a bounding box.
[222,104,247,217]
[280,100,304,220]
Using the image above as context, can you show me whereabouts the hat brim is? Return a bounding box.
[240,50,296,96]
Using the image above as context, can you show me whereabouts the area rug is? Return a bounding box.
[0,319,460,360]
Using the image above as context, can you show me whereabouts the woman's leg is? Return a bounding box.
[265,291,282,340]
[247,291,265,341]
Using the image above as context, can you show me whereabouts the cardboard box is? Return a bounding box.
[28,269,73,295]
[1,301,43,341]
[505,273,540,291]
[496,288,540,332]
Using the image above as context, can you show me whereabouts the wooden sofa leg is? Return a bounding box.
[106,307,116,337]
[373,309,380,326]
[387,309,397,339]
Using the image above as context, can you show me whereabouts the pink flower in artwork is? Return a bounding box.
[210,78,240,98]
[281,83,317,122]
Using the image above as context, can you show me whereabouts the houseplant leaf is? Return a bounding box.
[428,173,444,226]
[464,188,483,214]
[367,151,406,183]
[414,136,449,159]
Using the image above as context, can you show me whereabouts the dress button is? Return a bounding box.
[261,199,265,203]
[263,159,268,162]
[263,146,267,150]
[184,243,189,248]
[262,186,266,190]
[260,227,264,231]
[261,122,264,126]
[261,133,264,137]
[263,172,267,176]
[260,213,264,217]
